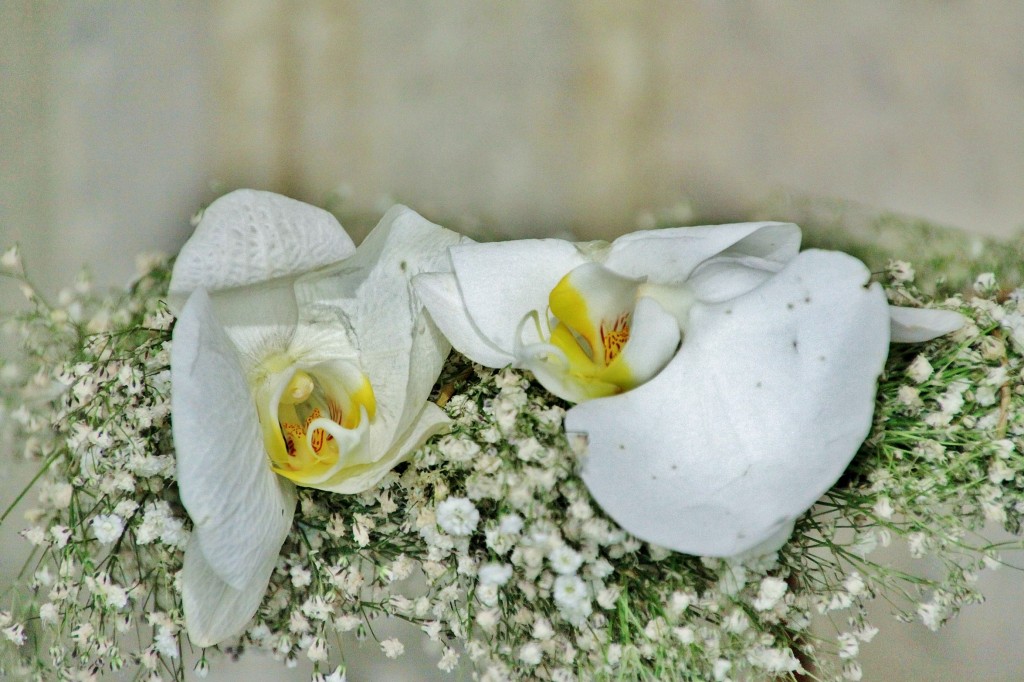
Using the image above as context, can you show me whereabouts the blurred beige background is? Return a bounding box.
[2,2,1024,680]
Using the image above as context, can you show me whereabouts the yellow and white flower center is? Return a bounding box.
[255,355,377,485]
[514,262,683,403]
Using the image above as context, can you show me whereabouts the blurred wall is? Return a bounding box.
[210,1,1024,242]
[3,2,1024,681]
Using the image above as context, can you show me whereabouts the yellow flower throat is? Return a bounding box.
[542,270,637,398]
[277,371,342,471]
[257,360,376,485]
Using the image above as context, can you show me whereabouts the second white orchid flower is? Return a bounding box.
[169,190,464,646]
[415,223,964,557]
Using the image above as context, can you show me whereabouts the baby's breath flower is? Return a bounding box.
[91,514,124,544]
[2,622,26,645]
[748,646,801,674]
[499,513,524,535]
[289,565,312,588]
[837,632,859,659]
[334,615,361,633]
[307,637,328,662]
[478,562,513,587]
[974,272,997,294]
[39,602,59,624]
[718,563,747,596]
[476,608,501,631]
[553,575,591,623]
[518,642,543,666]
[548,545,583,575]
[436,497,480,536]
[1,244,23,272]
[753,577,788,611]
[886,259,915,284]
[906,354,934,384]
[842,661,864,681]
[20,525,46,546]
[438,648,460,672]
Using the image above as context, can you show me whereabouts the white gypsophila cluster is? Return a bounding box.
[0,255,186,682]
[3,250,1024,682]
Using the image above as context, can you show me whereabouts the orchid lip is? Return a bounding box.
[509,262,681,403]
[255,356,377,486]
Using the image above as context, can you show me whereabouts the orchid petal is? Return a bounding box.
[889,305,966,343]
[169,189,356,306]
[684,253,785,304]
[414,271,514,368]
[181,536,280,647]
[198,279,302,357]
[447,239,589,361]
[316,402,450,494]
[171,289,297,589]
[293,206,462,462]
[604,222,800,284]
[569,249,890,557]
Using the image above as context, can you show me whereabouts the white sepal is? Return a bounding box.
[889,305,966,343]
[684,253,785,304]
[169,189,356,303]
[569,249,890,557]
[181,535,284,648]
[172,289,297,589]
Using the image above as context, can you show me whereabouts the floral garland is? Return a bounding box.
[0,192,1021,682]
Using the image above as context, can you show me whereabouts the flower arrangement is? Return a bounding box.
[1,191,1021,682]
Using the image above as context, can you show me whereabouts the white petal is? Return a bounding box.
[889,305,966,343]
[448,239,588,357]
[569,249,890,557]
[172,289,297,589]
[604,222,800,284]
[315,402,450,494]
[182,536,281,647]
[169,189,355,306]
[202,278,301,357]
[684,253,785,304]
[414,271,514,368]
[293,206,462,457]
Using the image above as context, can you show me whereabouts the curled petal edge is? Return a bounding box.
[889,305,966,343]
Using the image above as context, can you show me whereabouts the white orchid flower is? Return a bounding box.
[415,223,964,557]
[169,190,463,646]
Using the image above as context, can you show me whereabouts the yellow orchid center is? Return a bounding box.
[543,267,641,399]
[513,262,684,404]
[255,356,377,485]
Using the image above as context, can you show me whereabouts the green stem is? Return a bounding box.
[1,447,62,524]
